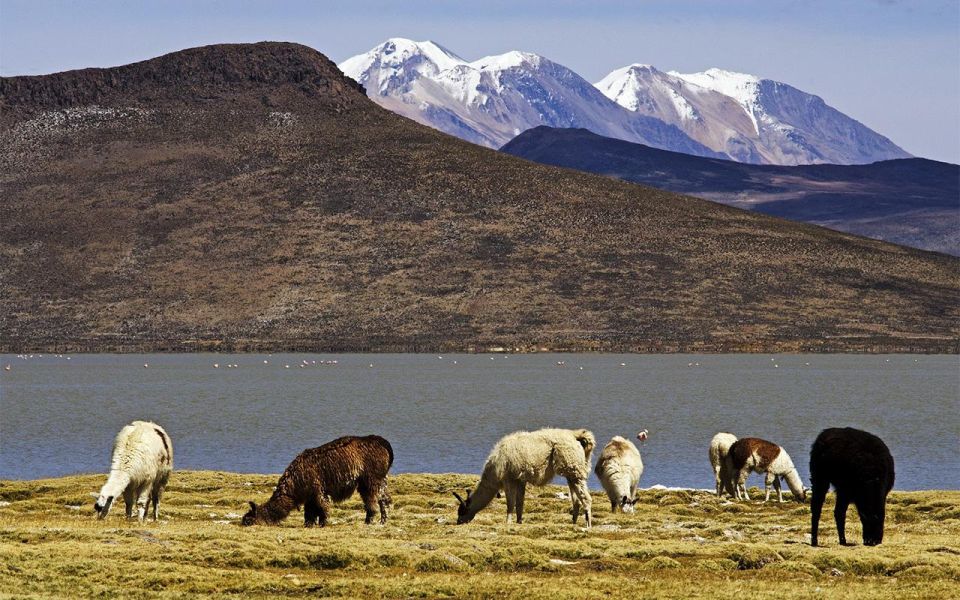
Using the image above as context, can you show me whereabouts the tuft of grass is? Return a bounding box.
[0,472,958,599]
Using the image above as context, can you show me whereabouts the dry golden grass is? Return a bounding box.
[1,471,958,598]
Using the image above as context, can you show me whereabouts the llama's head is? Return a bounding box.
[858,480,890,545]
[241,501,263,526]
[620,495,639,513]
[91,492,115,519]
[452,490,474,524]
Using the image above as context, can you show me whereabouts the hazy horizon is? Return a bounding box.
[1,0,957,163]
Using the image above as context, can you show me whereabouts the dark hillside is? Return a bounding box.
[1,43,957,352]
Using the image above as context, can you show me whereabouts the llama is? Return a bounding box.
[726,437,806,503]
[709,432,738,497]
[92,421,173,521]
[453,428,595,527]
[242,435,393,527]
[810,427,895,547]
[595,436,643,513]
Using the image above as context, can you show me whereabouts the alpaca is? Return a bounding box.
[810,427,894,547]
[242,435,393,527]
[92,421,173,521]
[453,428,595,527]
[595,436,643,513]
[709,432,738,497]
[726,437,806,503]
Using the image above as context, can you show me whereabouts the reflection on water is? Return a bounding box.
[1,353,957,490]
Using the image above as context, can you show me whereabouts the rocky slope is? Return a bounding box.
[502,127,959,255]
[1,42,957,352]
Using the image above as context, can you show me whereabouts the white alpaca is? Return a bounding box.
[92,421,173,521]
[709,432,738,497]
[595,436,643,513]
[726,437,806,503]
[453,428,595,527]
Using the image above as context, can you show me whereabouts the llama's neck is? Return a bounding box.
[782,469,805,499]
[258,491,296,524]
[100,471,131,497]
[465,466,501,520]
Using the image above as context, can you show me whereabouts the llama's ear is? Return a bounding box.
[248,501,257,511]
[452,492,464,504]
[89,492,100,499]
[465,488,472,499]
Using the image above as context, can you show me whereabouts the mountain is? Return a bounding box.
[339,38,722,157]
[340,39,910,166]
[596,65,911,166]
[502,127,959,255]
[1,42,957,353]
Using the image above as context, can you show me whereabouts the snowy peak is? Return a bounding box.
[339,39,910,165]
[339,38,465,94]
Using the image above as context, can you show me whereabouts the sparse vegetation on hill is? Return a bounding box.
[1,43,957,353]
[0,471,958,598]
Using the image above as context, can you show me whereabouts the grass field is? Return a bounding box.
[0,471,957,598]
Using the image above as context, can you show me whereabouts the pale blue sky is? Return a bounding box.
[1,1,958,162]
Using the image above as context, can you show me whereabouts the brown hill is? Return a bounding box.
[1,42,957,353]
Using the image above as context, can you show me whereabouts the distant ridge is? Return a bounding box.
[502,127,960,255]
[0,42,365,115]
[1,43,957,353]
[340,38,910,165]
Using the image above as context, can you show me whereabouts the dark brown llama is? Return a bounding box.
[810,427,894,547]
[241,435,393,527]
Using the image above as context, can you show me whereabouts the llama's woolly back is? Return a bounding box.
[110,421,172,479]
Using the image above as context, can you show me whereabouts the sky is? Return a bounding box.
[1,0,958,162]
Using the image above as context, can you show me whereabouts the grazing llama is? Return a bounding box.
[709,432,738,497]
[810,427,895,547]
[727,437,806,503]
[453,428,595,527]
[595,436,644,513]
[92,421,173,521]
[242,435,393,527]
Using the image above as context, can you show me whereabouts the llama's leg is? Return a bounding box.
[834,491,851,546]
[608,489,619,513]
[304,500,319,527]
[357,479,380,525]
[736,469,751,501]
[503,480,517,523]
[763,472,775,503]
[810,480,829,547]
[316,497,330,528]
[123,487,136,519]
[714,465,723,497]
[774,476,784,503]
[567,481,581,524]
[135,485,151,522]
[571,479,592,528]
[373,478,391,525]
[515,482,527,524]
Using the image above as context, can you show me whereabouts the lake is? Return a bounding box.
[1,353,957,490]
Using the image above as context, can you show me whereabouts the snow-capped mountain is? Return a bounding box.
[340,39,910,165]
[597,65,910,165]
[339,38,721,157]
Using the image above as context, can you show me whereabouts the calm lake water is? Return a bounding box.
[1,353,957,490]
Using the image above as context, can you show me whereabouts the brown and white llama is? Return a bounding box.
[726,437,806,503]
[242,435,393,527]
[595,436,644,512]
[709,432,738,497]
[453,428,595,527]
